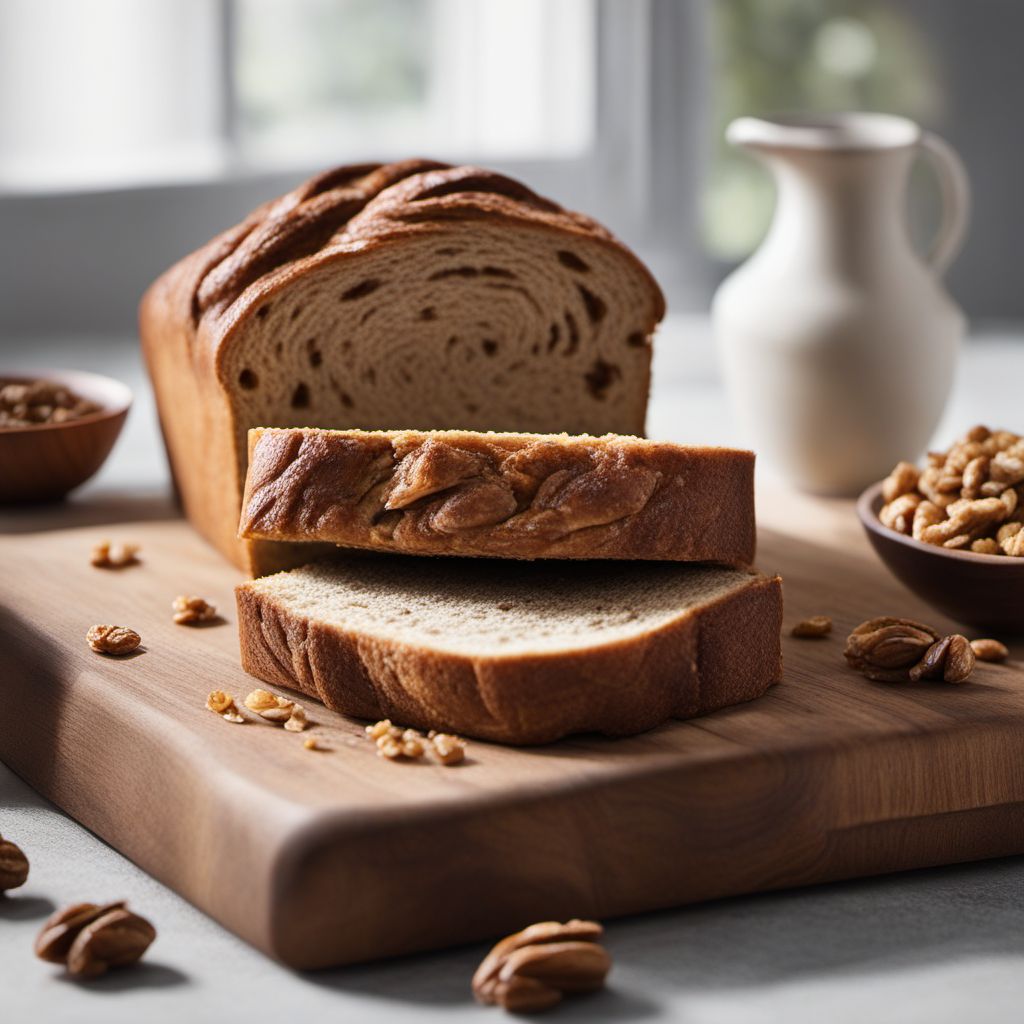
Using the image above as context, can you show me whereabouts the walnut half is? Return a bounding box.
[472,919,611,1013]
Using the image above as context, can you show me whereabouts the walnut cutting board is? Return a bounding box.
[2,488,1024,969]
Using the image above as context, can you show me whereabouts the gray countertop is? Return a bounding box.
[3,317,1024,1023]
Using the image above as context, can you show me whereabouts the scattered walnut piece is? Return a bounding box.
[430,732,467,765]
[86,624,141,656]
[303,737,320,751]
[473,919,610,1013]
[878,426,1024,555]
[790,615,832,639]
[35,901,156,979]
[844,618,977,684]
[909,634,975,683]
[365,719,395,741]
[0,833,29,892]
[971,638,1009,662]
[283,705,309,732]
[172,595,217,625]
[365,720,460,762]
[244,688,305,729]
[90,541,140,569]
[206,690,245,723]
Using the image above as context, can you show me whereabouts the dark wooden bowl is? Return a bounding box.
[0,369,131,503]
[857,480,1024,634]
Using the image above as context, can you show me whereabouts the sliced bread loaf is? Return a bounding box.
[239,427,756,565]
[235,558,783,744]
[140,161,665,576]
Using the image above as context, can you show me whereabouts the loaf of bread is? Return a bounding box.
[239,427,756,565]
[140,160,665,576]
[235,558,783,744]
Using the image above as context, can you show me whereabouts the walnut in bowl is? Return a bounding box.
[857,425,1024,632]
[0,370,131,503]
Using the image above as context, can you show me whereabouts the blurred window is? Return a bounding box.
[233,0,595,166]
[0,0,595,192]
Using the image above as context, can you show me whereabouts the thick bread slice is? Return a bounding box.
[235,558,783,745]
[239,427,756,565]
[140,160,665,576]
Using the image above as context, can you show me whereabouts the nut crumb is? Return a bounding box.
[303,737,319,751]
[90,541,140,569]
[86,625,141,656]
[971,638,1009,662]
[206,690,245,723]
[172,595,217,625]
[791,616,833,639]
[430,733,466,766]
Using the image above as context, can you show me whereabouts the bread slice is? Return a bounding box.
[140,160,665,576]
[239,427,756,565]
[235,558,783,745]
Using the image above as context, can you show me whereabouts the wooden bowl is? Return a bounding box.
[0,369,131,503]
[857,480,1024,634]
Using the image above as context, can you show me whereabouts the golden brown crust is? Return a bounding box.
[140,161,666,575]
[239,428,757,565]
[235,569,782,745]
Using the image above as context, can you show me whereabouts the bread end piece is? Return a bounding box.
[235,561,782,745]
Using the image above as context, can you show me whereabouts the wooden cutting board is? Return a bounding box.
[2,487,1023,969]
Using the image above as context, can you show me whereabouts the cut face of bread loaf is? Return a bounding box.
[239,427,756,565]
[140,160,665,576]
[236,558,783,745]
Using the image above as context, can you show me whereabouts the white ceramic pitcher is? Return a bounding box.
[712,112,970,494]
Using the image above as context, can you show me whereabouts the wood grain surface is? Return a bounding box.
[1,487,1023,969]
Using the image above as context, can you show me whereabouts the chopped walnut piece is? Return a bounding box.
[172,595,217,625]
[970,537,1001,555]
[1001,523,1024,556]
[283,705,309,732]
[206,690,245,723]
[881,461,920,504]
[971,638,1009,662]
[86,625,141,656]
[244,689,296,723]
[366,720,432,760]
[430,732,467,766]
[365,719,394,741]
[303,737,320,751]
[90,541,140,569]
[790,616,832,639]
[879,493,920,534]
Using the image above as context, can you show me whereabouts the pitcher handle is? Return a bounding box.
[919,131,970,276]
